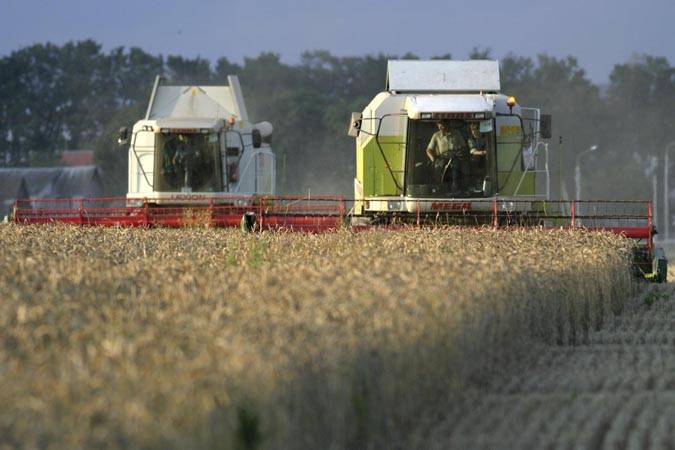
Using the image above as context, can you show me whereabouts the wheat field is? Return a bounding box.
[420,284,675,449]
[0,225,635,449]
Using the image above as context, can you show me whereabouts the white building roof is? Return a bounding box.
[387,60,500,93]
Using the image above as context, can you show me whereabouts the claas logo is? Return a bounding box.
[499,125,520,136]
[430,202,472,211]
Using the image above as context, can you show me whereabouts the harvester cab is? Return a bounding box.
[122,75,275,204]
[349,60,551,221]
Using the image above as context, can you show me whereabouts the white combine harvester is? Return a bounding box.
[13,74,344,230]
[118,75,275,204]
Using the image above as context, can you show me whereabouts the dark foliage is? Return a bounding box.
[1,41,673,202]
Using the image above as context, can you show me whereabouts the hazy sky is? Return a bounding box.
[2,0,673,83]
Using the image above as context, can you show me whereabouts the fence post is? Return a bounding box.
[12,202,18,223]
[339,196,346,229]
[258,198,264,232]
[416,200,421,226]
[79,198,84,225]
[144,199,149,227]
[571,201,576,228]
[648,200,654,254]
[492,197,498,229]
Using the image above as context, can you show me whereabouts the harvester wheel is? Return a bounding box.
[656,258,668,283]
[240,212,257,232]
[652,247,668,283]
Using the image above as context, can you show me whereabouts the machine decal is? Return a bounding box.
[168,194,214,201]
[430,201,472,211]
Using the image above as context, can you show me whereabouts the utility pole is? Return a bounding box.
[558,136,563,200]
[653,173,658,235]
[663,140,675,241]
[574,145,598,222]
[665,151,669,241]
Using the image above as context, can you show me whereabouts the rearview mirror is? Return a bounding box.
[251,128,262,148]
[347,112,362,137]
[540,114,552,139]
[117,127,129,146]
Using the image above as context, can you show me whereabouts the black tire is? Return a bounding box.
[240,212,256,232]
[656,258,668,283]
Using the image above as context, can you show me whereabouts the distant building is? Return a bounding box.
[61,150,95,166]
[0,173,30,216]
[0,166,103,217]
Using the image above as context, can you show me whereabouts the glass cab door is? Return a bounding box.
[154,131,223,193]
[404,118,496,198]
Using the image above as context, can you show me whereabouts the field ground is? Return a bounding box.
[0,225,653,449]
[420,284,675,449]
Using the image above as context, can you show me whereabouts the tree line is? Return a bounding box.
[1,40,673,201]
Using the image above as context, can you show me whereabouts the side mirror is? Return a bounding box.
[254,121,274,144]
[347,112,362,137]
[540,114,552,139]
[251,128,262,148]
[117,127,129,146]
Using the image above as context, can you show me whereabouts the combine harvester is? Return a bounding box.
[13,63,667,281]
[13,75,344,230]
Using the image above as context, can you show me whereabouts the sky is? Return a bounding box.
[1,0,674,83]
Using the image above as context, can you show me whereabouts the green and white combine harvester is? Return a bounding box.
[345,59,666,282]
[12,60,667,282]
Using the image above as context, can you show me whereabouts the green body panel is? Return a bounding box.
[357,135,405,197]
[498,171,535,196]
[356,134,537,199]
[495,130,534,196]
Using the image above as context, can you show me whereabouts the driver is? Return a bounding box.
[468,122,486,157]
[172,134,190,165]
[426,120,469,191]
[172,134,194,188]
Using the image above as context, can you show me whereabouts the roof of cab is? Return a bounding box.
[386,60,500,93]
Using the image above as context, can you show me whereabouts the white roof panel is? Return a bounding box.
[387,60,500,93]
[148,85,237,120]
[146,76,249,122]
[405,95,494,119]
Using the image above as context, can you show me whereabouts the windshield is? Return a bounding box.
[154,132,223,192]
[405,119,495,198]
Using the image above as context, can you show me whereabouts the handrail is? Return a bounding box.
[513,141,550,198]
[130,128,155,189]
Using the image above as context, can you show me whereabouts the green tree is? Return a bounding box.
[500,54,606,199]
[2,40,673,202]
[166,55,212,82]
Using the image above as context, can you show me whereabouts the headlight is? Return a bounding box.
[501,201,515,212]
